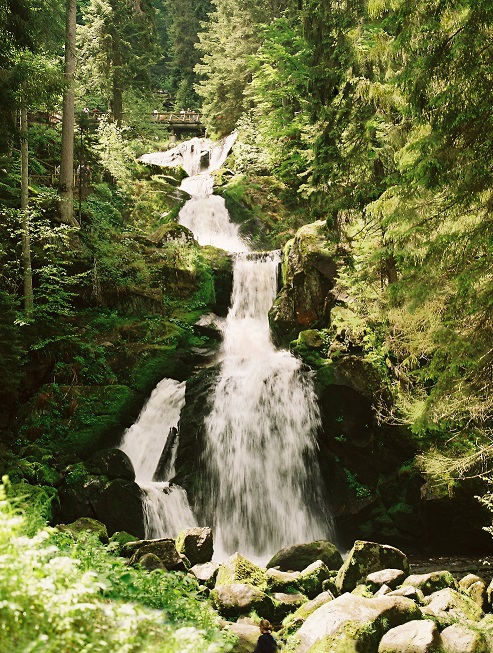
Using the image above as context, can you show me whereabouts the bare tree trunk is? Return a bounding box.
[112,35,123,126]
[59,0,78,227]
[20,107,33,312]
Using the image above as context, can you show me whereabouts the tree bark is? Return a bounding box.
[112,33,123,126]
[59,0,78,227]
[20,107,33,312]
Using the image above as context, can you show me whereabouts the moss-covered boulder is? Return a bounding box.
[175,526,213,565]
[459,574,487,611]
[402,571,457,597]
[441,623,488,653]
[137,552,166,571]
[272,592,308,621]
[266,568,302,593]
[420,588,483,627]
[291,593,421,653]
[366,569,407,592]
[57,517,109,543]
[282,591,335,636]
[298,561,332,599]
[269,221,338,346]
[216,553,267,590]
[266,540,343,572]
[109,530,138,552]
[124,538,185,571]
[336,541,409,594]
[211,583,273,620]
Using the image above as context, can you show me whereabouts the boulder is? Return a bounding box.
[367,569,407,592]
[211,583,273,620]
[292,593,421,653]
[266,540,343,572]
[189,562,220,588]
[123,538,185,570]
[478,615,493,651]
[441,623,487,653]
[175,527,213,565]
[85,448,135,481]
[282,591,335,634]
[336,541,409,594]
[137,553,166,571]
[109,530,138,553]
[272,592,308,621]
[388,585,421,601]
[90,478,145,538]
[227,618,261,653]
[420,588,483,626]
[266,568,302,593]
[298,560,331,599]
[459,574,487,611]
[57,517,109,544]
[378,619,440,653]
[216,553,267,590]
[403,571,457,597]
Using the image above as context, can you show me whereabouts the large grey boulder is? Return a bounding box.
[420,588,483,626]
[367,569,407,592]
[266,568,302,592]
[282,591,335,634]
[266,540,343,572]
[441,623,488,653]
[336,540,409,594]
[378,620,441,653]
[292,592,421,653]
[175,527,213,565]
[227,618,261,653]
[189,561,220,588]
[211,583,273,620]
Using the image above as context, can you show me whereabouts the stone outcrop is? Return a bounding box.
[269,221,338,345]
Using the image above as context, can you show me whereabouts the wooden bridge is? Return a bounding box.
[154,111,206,138]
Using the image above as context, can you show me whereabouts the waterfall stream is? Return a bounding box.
[126,135,333,559]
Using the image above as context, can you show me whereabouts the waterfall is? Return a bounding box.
[119,378,196,538]
[129,134,333,559]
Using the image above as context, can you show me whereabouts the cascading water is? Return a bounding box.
[130,134,333,559]
[119,378,196,538]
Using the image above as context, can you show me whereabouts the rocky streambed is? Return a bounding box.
[59,517,493,653]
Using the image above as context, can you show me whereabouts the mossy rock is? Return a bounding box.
[336,541,409,594]
[110,530,138,552]
[267,540,343,573]
[211,583,274,620]
[216,553,267,590]
[57,517,109,543]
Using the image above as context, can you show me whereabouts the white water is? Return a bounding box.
[119,378,195,538]
[129,134,333,558]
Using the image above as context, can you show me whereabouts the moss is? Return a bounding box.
[216,553,267,590]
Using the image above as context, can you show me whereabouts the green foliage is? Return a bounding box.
[0,483,232,653]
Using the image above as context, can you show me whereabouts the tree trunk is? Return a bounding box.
[59,0,78,227]
[20,107,33,312]
[112,33,123,126]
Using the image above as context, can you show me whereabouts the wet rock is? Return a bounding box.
[441,623,488,653]
[175,526,213,565]
[85,448,135,481]
[211,583,273,620]
[336,540,409,594]
[189,562,220,588]
[266,540,343,572]
[292,593,421,653]
[420,588,483,626]
[367,569,407,592]
[378,619,440,653]
[90,478,145,538]
[216,553,267,589]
